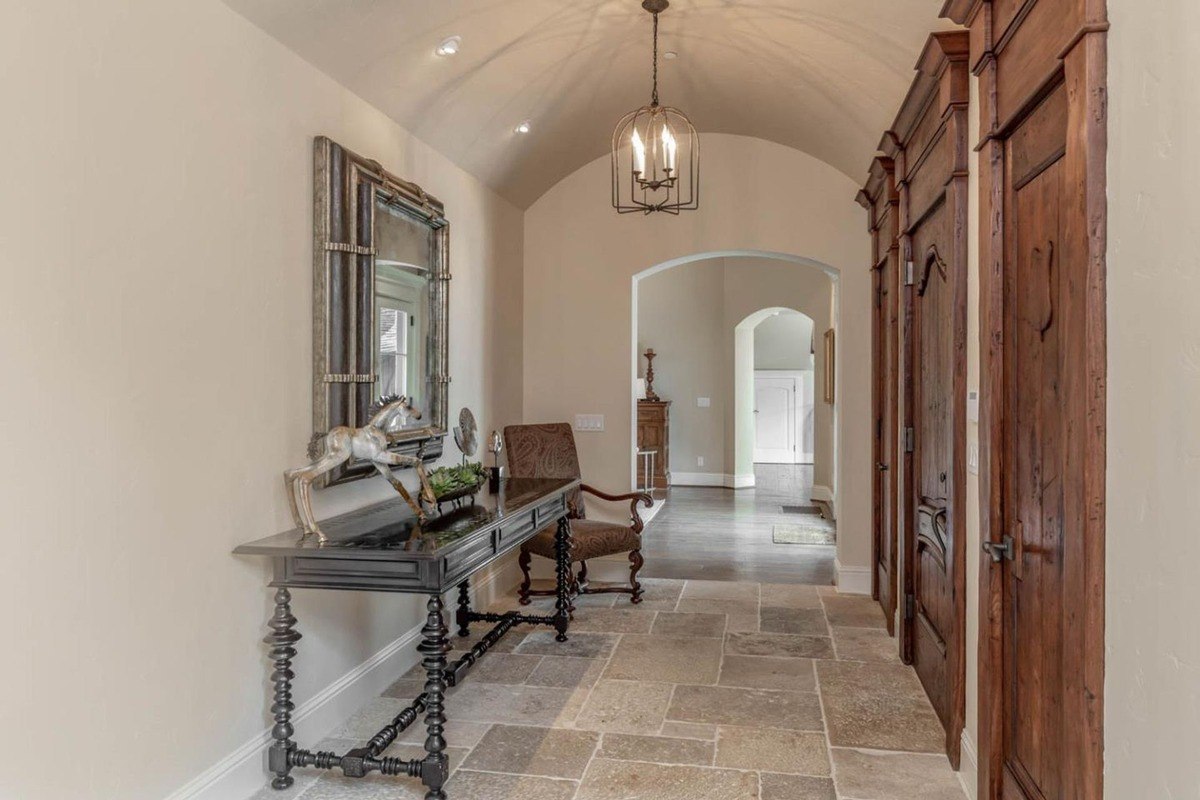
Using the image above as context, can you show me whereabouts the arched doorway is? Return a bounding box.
[629,251,841,582]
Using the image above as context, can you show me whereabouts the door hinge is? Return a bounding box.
[904,427,915,453]
[905,594,915,620]
[904,261,915,286]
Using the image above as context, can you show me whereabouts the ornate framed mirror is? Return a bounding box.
[311,136,449,486]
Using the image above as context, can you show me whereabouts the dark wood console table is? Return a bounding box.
[234,477,578,799]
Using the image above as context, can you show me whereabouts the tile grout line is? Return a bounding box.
[570,620,628,800]
[813,595,843,800]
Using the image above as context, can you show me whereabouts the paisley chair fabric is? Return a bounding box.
[504,423,653,604]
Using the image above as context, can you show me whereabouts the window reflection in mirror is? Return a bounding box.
[374,195,432,431]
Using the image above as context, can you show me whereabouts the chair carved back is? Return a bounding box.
[503,423,586,519]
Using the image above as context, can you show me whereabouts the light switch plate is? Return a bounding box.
[967,390,980,423]
[968,442,980,475]
[574,414,605,432]
[697,456,705,467]
[697,397,711,408]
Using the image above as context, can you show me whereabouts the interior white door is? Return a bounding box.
[754,376,797,463]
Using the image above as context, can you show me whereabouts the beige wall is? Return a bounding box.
[0,2,523,798]
[636,258,830,482]
[1105,1,1200,795]
[755,313,815,371]
[637,259,727,475]
[523,134,873,576]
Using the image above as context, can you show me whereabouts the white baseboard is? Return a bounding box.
[958,729,980,799]
[641,497,667,525]
[728,472,755,489]
[834,558,872,595]
[671,472,755,489]
[167,555,521,800]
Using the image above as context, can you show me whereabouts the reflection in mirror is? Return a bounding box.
[374,195,432,433]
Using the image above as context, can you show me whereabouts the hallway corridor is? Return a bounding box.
[251,469,966,800]
[639,465,835,585]
[252,580,964,800]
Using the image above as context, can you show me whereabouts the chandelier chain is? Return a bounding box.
[651,11,659,106]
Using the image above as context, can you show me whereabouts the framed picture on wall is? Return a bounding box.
[823,329,835,403]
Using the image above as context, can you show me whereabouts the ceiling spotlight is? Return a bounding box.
[435,36,462,57]
[514,121,532,134]
[663,50,679,60]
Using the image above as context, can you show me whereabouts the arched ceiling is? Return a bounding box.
[222,0,954,208]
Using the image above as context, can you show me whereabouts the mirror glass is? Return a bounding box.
[374,194,433,434]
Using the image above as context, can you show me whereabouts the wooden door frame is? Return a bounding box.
[881,30,971,769]
[858,157,900,636]
[941,1,1108,797]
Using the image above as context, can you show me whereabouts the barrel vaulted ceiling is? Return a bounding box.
[223,0,954,207]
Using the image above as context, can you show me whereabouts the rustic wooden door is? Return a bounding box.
[997,83,1071,800]
[882,31,970,767]
[909,231,962,761]
[861,156,900,636]
[946,0,1109,796]
[872,260,899,633]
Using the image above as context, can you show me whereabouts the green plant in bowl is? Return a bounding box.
[427,462,487,500]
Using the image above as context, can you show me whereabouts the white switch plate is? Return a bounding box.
[968,442,980,474]
[967,390,979,423]
[697,397,711,408]
[574,414,605,432]
[697,456,705,467]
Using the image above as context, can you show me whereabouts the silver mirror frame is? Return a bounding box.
[312,136,450,487]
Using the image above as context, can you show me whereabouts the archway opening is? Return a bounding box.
[741,307,816,467]
[630,248,839,513]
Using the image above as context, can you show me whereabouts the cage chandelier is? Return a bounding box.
[611,0,699,214]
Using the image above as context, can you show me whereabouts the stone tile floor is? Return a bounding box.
[252,580,966,800]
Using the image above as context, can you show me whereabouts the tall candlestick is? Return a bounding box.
[643,348,660,402]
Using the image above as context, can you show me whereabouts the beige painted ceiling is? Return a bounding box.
[223,0,954,207]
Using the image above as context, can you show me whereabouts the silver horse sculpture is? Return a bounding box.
[285,396,436,542]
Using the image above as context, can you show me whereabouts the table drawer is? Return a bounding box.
[282,556,425,591]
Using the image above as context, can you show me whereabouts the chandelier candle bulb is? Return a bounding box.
[632,127,646,175]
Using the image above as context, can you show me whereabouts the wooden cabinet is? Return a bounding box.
[636,401,671,489]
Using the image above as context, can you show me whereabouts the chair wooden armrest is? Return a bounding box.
[581,484,654,533]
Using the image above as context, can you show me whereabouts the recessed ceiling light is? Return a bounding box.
[435,36,462,57]
[514,121,532,134]
[663,50,679,60]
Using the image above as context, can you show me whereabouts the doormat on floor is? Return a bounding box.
[781,504,822,515]
[773,519,837,545]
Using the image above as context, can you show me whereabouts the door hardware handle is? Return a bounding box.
[982,535,1015,563]
[876,462,889,472]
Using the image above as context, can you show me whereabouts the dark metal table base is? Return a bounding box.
[264,517,572,800]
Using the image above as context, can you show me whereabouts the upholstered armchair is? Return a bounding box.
[504,423,653,604]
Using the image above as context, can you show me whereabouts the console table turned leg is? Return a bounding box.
[553,516,572,643]
[456,579,471,638]
[265,588,301,790]
[418,594,450,800]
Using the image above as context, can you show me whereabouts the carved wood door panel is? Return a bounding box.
[999,85,1068,800]
[909,212,958,740]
